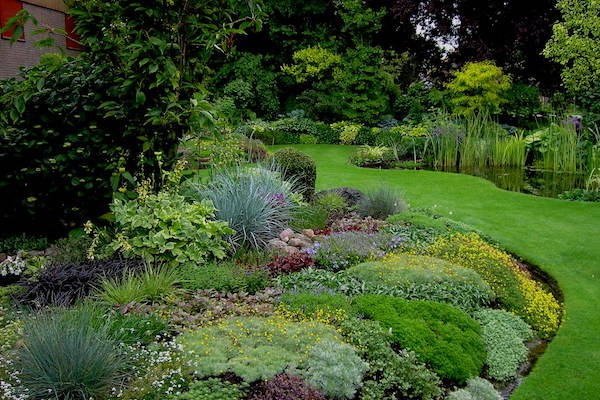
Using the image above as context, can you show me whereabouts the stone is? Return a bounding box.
[302,229,315,239]
[295,233,311,243]
[279,228,294,242]
[28,250,45,257]
[288,238,305,247]
[284,246,300,254]
[267,239,287,249]
[0,253,6,262]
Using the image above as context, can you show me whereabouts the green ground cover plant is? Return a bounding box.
[355,295,486,383]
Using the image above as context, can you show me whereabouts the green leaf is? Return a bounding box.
[136,90,146,105]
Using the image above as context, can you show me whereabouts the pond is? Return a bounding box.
[425,166,587,198]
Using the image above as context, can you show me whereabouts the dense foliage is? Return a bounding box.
[355,295,486,383]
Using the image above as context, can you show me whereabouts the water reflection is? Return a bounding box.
[425,166,586,198]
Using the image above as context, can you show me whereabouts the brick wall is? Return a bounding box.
[0,2,79,78]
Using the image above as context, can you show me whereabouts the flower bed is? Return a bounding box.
[0,171,562,400]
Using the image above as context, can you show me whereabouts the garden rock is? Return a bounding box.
[268,239,288,250]
[280,228,294,242]
[302,229,315,239]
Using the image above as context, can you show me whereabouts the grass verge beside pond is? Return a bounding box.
[272,144,600,400]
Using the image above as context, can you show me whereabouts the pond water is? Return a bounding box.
[425,166,586,198]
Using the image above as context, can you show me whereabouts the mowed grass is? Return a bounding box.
[272,144,600,400]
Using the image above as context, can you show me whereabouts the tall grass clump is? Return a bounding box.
[428,113,462,169]
[428,113,527,168]
[184,165,299,249]
[493,131,527,167]
[357,187,406,220]
[15,305,126,400]
[528,120,579,172]
[97,264,178,305]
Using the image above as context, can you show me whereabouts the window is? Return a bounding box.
[0,0,24,40]
[65,15,81,50]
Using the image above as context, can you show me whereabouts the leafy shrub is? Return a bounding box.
[300,134,318,144]
[427,233,526,312]
[267,253,314,276]
[309,231,398,271]
[304,338,368,399]
[446,61,512,116]
[331,121,363,145]
[354,126,378,146]
[250,374,325,400]
[447,377,501,400]
[46,234,91,265]
[282,46,342,84]
[315,187,364,208]
[178,315,346,383]
[474,309,532,381]
[314,122,338,144]
[97,265,179,305]
[175,378,248,400]
[349,145,395,168]
[348,255,494,310]
[313,192,347,220]
[290,205,329,231]
[179,261,269,293]
[185,166,298,249]
[15,305,126,400]
[110,191,233,264]
[250,117,320,145]
[339,319,442,400]
[0,234,47,254]
[502,83,542,127]
[20,258,144,307]
[357,187,406,219]
[559,188,600,202]
[355,295,485,383]
[0,57,140,233]
[272,148,317,201]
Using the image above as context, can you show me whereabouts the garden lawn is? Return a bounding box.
[272,144,600,400]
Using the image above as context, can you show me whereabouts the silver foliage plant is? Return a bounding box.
[184,163,300,250]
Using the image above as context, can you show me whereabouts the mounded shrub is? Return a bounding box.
[110,191,233,265]
[427,233,561,337]
[355,295,486,383]
[179,316,364,398]
[447,377,501,400]
[474,309,532,381]
[184,165,298,249]
[272,148,317,201]
[347,254,494,310]
[357,187,406,219]
[339,318,443,400]
[315,187,364,208]
[309,231,396,271]
[14,305,126,400]
[427,233,526,312]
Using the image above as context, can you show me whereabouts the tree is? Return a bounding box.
[446,61,512,116]
[543,0,600,94]
[378,0,561,89]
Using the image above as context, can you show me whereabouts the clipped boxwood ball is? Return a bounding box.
[272,148,317,201]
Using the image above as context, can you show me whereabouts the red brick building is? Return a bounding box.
[0,0,80,78]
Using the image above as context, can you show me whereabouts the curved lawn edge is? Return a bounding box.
[271,144,600,400]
